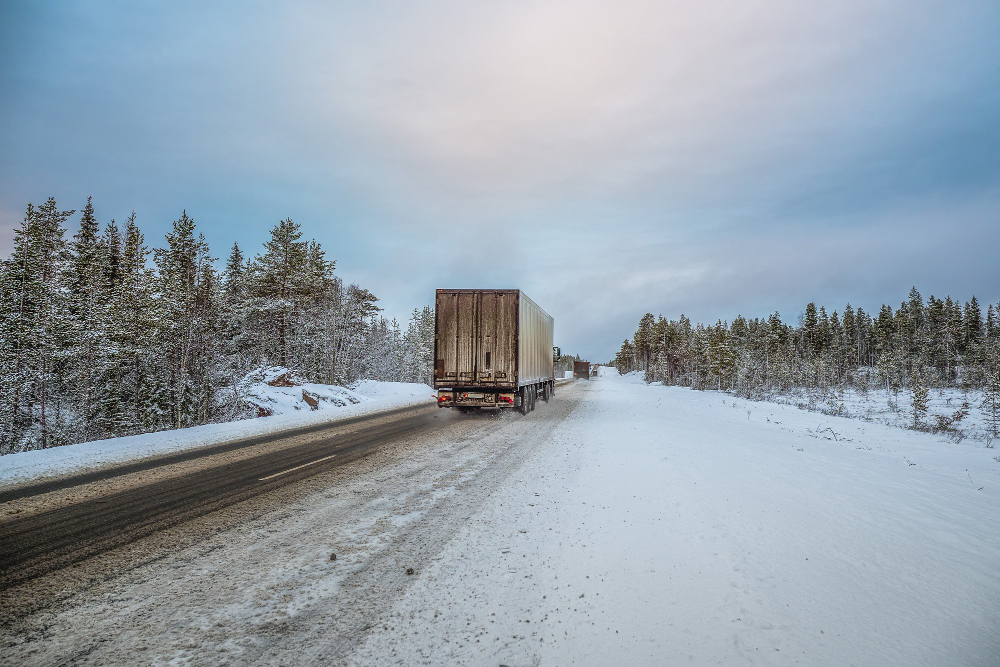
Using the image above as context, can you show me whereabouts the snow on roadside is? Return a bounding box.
[348,367,1000,666]
[0,374,434,489]
[768,384,995,443]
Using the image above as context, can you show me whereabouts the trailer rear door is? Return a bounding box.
[435,290,517,389]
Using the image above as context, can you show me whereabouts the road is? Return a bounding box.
[0,404,444,592]
[3,375,999,666]
[0,381,580,664]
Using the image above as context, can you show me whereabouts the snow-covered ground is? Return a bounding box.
[769,383,996,444]
[5,370,999,665]
[346,369,1000,665]
[0,375,434,488]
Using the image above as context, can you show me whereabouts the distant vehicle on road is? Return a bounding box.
[574,361,591,380]
[434,289,555,414]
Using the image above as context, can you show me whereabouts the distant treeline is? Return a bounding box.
[613,289,1000,431]
[0,197,434,454]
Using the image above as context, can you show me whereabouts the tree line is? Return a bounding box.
[0,197,434,454]
[613,287,1000,435]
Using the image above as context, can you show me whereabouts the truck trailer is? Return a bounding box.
[574,360,591,380]
[434,289,554,414]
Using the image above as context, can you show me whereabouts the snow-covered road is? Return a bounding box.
[349,370,1000,666]
[4,371,999,666]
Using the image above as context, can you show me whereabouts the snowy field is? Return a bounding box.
[768,383,996,444]
[4,370,998,666]
[0,376,434,488]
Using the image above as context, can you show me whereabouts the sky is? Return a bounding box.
[1,0,998,361]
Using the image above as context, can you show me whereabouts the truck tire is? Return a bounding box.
[518,387,529,415]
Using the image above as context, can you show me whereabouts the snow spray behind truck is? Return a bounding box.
[434,289,555,414]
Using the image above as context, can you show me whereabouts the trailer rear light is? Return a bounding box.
[437,393,453,402]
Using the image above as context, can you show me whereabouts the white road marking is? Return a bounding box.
[258,454,338,481]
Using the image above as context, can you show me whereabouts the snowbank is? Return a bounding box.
[0,375,434,488]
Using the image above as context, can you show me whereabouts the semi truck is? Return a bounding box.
[574,360,591,380]
[434,289,555,414]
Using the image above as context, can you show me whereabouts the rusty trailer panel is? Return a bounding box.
[434,289,553,392]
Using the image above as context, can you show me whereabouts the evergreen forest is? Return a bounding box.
[0,197,435,454]
[613,288,1000,435]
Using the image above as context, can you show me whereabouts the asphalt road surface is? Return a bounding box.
[0,405,451,594]
[0,382,583,665]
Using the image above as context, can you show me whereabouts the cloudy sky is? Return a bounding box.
[2,0,998,360]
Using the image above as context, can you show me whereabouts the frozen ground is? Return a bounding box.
[347,369,1000,666]
[4,371,998,666]
[769,383,996,444]
[0,377,433,488]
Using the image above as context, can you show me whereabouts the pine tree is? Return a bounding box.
[251,218,309,368]
[964,296,983,349]
[220,242,256,376]
[154,211,219,430]
[981,343,1000,439]
[67,197,106,442]
[103,213,162,435]
[0,199,76,450]
[101,218,122,292]
[707,321,733,390]
[615,339,635,374]
[842,304,857,366]
[803,302,819,356]
[910,367,928,429]
[906,286,924,356]
[633,313,656,373]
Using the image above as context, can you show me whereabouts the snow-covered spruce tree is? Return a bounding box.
[0,204,45,452]
[250,218,309,370]
[706,321,734,391]
[416,305,435,384]
[633,313,656,376]
[614,339,636,375]
[981,343,1000,439]
[220,242,255,373]
[101,213,163,435]
[66,197,106,442]
[360,317,403,382]
[91,217,126,436]
[910,367,929,429]
[334,284,381,384]
[101,218,122,293]
[401,306,435,384]
[154,211,221,430]
[0,199,76,451]
[293,240,338,383]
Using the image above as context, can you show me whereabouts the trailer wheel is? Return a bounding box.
[518,388,529,415]
[541,382,549,402]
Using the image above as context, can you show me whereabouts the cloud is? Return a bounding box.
[1,0,998,361]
